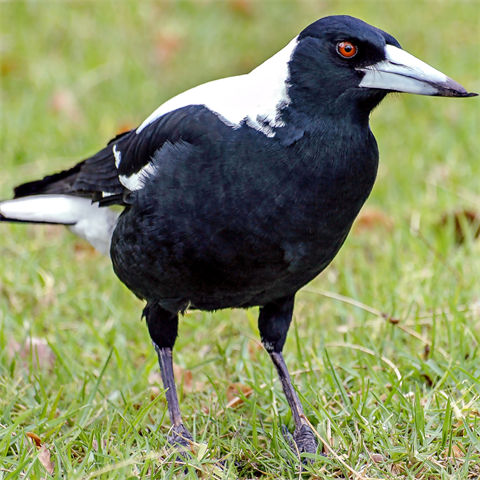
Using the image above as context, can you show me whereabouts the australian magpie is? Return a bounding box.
[1,15,476,457]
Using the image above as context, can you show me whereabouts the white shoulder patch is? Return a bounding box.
[136,37,298,137]
[113,144,122,168]
[118,162,157,192]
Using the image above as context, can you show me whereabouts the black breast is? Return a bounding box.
[111,109,378,312]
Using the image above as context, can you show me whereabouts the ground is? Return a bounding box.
[0,1,479,479]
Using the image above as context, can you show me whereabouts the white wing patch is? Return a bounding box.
[113,144,122,168]
[118,162,157,191]
[115,37,298,192]
[137,37,299,137]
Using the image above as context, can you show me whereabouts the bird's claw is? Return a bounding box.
[282,423,319,463]
[167,423,193,450]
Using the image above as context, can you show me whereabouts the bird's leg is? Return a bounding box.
[144,303,193,449]
[258,295,318,457]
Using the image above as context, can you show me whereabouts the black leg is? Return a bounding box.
[258,295,318,457]
[144,302,193,448]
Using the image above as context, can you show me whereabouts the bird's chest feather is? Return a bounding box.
[111,122,378,305]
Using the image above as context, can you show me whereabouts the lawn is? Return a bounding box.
[0,1,479,479]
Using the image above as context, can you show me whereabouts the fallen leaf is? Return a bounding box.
[353,207,393,234]
[381,312,400,324]
[8,337,55,370]
[226,383,253,408]
[26,432,42,448]
[38,446,54,475]
[371,453,385,463]
[444,443,465,459]
[423,344,431,360]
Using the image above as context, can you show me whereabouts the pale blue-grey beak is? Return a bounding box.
[358,44,477,98]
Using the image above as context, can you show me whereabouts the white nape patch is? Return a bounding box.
[358,44,448,95]
[119,162,157,191]
[137,37,299,137]
[113,144,122,168]
[0,195,120,256]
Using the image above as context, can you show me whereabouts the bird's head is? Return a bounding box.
[287,15,477,120]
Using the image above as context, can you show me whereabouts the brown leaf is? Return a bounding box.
[50,88,82,123]
[8,337,55,370]
[381,312,400,324]
[38,446,54,475]
[226,383,253,408]
[423,344,431,360]
[444,443,465,459]
[353,207,393,234]
[371,453,385,463]
[26,432,42,448]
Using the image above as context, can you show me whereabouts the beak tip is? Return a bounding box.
[435,78,477,98]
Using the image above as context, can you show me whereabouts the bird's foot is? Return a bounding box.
[293,423,318,455]
[166,424,194,473]
[167,423,193,450]
[282,423,319,462]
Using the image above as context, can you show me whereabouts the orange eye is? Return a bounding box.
[337,41,357,58]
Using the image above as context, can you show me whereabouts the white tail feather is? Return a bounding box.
[0,195,120,256]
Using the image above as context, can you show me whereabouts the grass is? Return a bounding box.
[0,1,479,479]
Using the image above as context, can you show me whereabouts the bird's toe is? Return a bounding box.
[167,423,193,449]
[282,423,320,463]
[293,423,318,456]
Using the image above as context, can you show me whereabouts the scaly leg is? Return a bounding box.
[144,302,193,448]
[258,295,318,457]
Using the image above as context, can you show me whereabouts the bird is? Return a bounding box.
[1,15,476,458]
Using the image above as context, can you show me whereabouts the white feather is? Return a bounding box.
[118,162,157,191]
[136,37,298,137]
[113,144,122,168]
[0,195,120,255]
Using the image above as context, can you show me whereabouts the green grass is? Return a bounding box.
[0,1,479,479]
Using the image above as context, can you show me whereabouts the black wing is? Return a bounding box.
[12,105,224,207]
